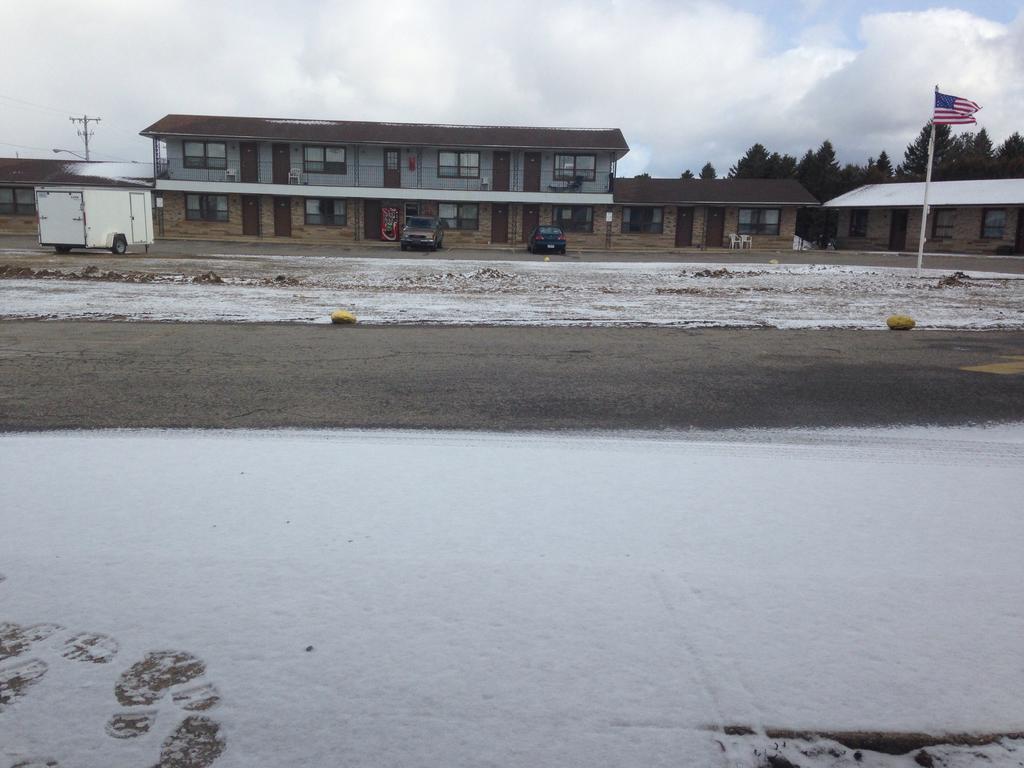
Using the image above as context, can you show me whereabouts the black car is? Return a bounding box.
[527,225,566,254]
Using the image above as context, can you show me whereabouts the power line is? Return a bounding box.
[0,139,145,163]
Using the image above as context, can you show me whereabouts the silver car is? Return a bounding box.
[400,216,444,251]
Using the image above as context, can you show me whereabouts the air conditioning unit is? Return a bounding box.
[480,177,490,190]
[288,168,302,184]
[224,168,238,182]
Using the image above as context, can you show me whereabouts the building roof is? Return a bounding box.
[0,158,153,188]
[823,178,1024,208]
[613,177,819,206]
[140,114,630,156]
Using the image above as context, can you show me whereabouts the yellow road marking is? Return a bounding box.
[960,355,1024,375]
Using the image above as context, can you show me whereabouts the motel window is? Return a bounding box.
[738,208,781,236]
[553,205,593,233]
[303,146,347,174]
[183,141,227,170]
[438,202,478,230]
[931,209,955,239]
[438,151,480,179]
[185,194,228,222]
[849,209,868,237]
[0,187,35,215]
[553,154,597,182]
[621,207,663,234]
[304,198,346,226]
[981,208,1006,239]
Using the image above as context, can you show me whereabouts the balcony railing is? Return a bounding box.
[155,159,612,194]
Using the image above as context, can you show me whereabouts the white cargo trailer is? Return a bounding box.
[36,187,153,254]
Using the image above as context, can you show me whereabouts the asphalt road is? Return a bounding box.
[1,322,1022,431]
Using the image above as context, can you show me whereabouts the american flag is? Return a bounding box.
[933,91,981,124]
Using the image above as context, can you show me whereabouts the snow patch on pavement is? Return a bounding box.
[1,258,1022,328]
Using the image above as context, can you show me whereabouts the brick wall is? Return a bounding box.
[836,206,1022,254]
[0,213,37,235]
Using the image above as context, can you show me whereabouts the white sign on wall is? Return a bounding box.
[605,211,613,223]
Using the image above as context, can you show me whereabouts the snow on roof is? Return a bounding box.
[824,179,1024,208]
[64,161,153,183]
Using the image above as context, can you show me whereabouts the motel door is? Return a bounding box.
[705,207,725,248]
[491,204,509,244]
[273,197,291,237]
[240,142,259,183]
[522,204,539,241]
[523,153,541,192]
[675,207,694,247]
[1016,209,1024,254]
[889,210,908,251]
[384,149,401,188]
[492,152,510,192]
[242,196,261,236]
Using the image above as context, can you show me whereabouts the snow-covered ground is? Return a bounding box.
[1,256,1023,328]
[2,427,1024,767]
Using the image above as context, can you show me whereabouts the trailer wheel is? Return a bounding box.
[111,235,128,255]
[55,246,71,254]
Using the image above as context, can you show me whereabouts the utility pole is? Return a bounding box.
[69,114,101,161]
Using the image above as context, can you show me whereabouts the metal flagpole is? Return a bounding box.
[915,86,938,277]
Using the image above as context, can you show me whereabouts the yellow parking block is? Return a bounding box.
[960,355,1024,375]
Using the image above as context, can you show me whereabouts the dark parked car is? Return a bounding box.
[400,216,444,251]
[527,225,566,254]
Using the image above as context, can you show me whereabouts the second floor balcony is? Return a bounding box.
[155,158,614,195]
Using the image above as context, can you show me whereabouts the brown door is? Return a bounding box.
[522,204,539,242]
[273,197,291,237]
[523,152,541,192]
[1015,208,1024,254]
[889,209,908,251]
[705,207,725,248]
[492,152,510,192]
[364,200,381,240]
[675,207,694,247]
[383,149,401,188]
[491,203,509,244]
[240,142,259,183]
[242,196,260,236]
[272,144,290,185]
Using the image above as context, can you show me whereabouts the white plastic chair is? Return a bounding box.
[740,235,753,249]
[728,233,741,249]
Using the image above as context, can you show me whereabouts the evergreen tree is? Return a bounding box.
[699,162,717,180]
[973,128,994,159]
[633,172,651,179]
[875,150,893,178]
[729,143,771,178]
[996,132,1024,178]
[899,123,952,178]
[680,169,695,179]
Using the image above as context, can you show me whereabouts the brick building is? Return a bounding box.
[141,114,628,247]
[824,179,1024,255]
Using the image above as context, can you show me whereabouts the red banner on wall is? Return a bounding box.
[381,206,400,241]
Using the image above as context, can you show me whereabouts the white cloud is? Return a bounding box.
[1,2,1019,176]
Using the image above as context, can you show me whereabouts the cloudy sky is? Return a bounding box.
[2,1,1020,177]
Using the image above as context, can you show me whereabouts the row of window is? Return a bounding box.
[183,195,481,230]
[0,187,36,215]
[181,142,597,181]
[849,208,1010,239]
[181,196,790,235]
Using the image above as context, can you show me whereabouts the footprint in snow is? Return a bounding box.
[107,649,226,768]
[1,579,225,768]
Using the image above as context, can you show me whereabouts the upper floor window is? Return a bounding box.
[0,187,35,215]
[438,151,479,178]
[849,209,868,237]
[931,209,954,239]
[738,208,781,236]
[185,194,228,221]
[554,154,596,181]
[304,146,347,174]
[981,208,1005,239]
[183,141,227,170]
[553,205,593,233]
[622,207,663,234]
